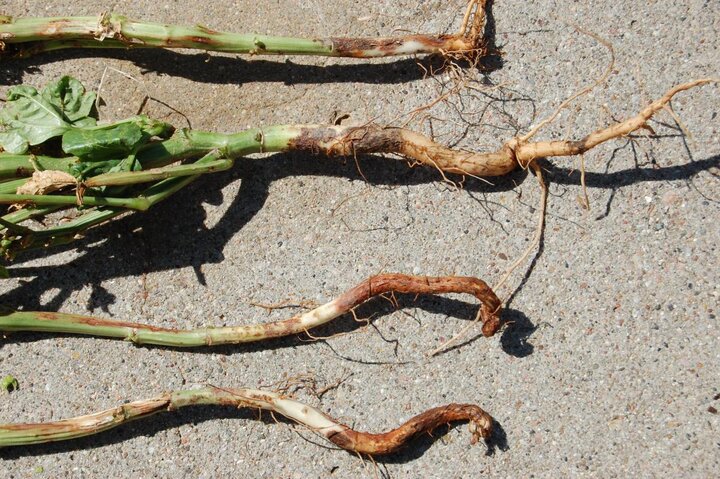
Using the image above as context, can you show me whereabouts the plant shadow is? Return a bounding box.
[1,151,525,311]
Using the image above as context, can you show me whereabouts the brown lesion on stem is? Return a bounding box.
[195,24,219,36]
[248,273,501,340]
[329,34,476,58]
[178,35,217,46]
[40,19,73,39]
[0,396,171,434]
[32,311,175,333]
[327,403,493,455]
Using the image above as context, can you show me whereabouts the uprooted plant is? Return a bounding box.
[0,1,488,61]
[0,76,715,260]
[0,384,494,454]
[0,74,716,350]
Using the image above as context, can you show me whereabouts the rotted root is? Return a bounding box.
[288,125,518,178]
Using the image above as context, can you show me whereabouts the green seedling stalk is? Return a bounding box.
[0,155,79,179]
[0,385,493,455]
[1,206,62,227]
[0,3,488,61]
[0,273,503,345]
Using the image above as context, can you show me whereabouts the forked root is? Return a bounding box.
[510,79,718,165]
[0,274,502,347]
[0,386,494,454]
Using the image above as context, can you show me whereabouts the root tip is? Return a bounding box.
[468,408,494,445]
[480,304,502,337]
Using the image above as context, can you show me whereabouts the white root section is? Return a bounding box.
[207,388,346,436]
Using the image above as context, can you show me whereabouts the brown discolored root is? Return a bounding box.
[288,125,518,178]
[327,403,493,454]
[0,386,494,455]
[0,273,502,347]
[287,79,717,179]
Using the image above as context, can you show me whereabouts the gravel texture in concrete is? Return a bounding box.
[1,0,719,477]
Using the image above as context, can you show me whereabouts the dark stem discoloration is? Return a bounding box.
[333,274,502,337]
[328,403,493,455]
[329,34,479,58]
[287,125,518,177]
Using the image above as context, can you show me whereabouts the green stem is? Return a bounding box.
[0,13,480,59]
[0,154,79,180]
[0,178,29,194]
[1,205,63,226]
[0,126,298,180]
[0,193,150,210]
[84,157,233,187]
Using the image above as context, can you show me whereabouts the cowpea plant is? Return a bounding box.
[0,76,714,262]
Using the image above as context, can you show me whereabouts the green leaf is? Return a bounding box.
[42,76,96,123]
[0,76,97,154]
[0,131,29,154]
[0,265,8,279]
[62,122,144,161]
[64,115,174,178]
[1,375,19,393]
